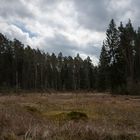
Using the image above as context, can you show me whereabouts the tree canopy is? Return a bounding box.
[0,19,140,95]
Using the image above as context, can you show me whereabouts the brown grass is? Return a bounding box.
[0,93,139,140]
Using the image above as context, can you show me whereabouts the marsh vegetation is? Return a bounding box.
[0,93,139,140]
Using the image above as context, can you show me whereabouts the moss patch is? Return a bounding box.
[43,111,88,121]
[67,111,88,121]
[24,105,41,114]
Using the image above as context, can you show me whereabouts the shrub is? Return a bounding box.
[67,111,88,121]
[24,105,40,114]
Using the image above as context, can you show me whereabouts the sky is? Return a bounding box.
[0,0,140,65]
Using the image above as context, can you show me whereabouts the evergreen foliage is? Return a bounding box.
[0,19,140,94]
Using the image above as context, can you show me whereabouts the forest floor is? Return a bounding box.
[0,92,140,140]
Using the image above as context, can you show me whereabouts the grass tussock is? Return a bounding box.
[0,93,139,140]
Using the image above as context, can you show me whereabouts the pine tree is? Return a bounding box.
[98,42,110,90]
[119,20,136,92]
[104,19,121,91]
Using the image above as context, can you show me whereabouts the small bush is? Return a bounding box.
[24,105,40,114]
[67,111,88,121]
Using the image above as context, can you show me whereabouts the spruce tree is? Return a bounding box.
[98,42,110,90]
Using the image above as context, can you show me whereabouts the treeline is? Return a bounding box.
[0,33,97,91]
[0,19,140,95]
[99,19,140,94]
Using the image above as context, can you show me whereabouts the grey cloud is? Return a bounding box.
[40,33,100,63]
[73,0,140,31]
[42,33,80,56]
[0,0,140,65]
[79,45,101,58]
[73,0,110,31]
[130,0,140,29]
[36,0,61,12]
[0,0,35,20]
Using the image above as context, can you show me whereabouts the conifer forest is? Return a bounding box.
[0,20,140,95]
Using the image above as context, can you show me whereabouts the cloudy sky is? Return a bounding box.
[0,0,140,64]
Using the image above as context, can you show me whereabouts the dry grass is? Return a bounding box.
[0,93,139,140]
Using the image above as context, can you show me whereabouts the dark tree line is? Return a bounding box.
[0,34,96,91]
[0,19,140,95]
[99,19,140,94]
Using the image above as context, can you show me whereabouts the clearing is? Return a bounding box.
[0,93,140,140]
